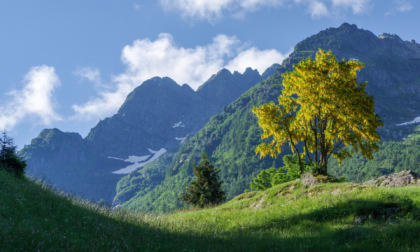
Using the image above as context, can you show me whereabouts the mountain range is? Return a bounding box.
[20,65,274,203]
[112,23,420,212]
[20,23,420,211]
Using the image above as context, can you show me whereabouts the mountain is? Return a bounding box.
[285,23,420,133]
[21,128,128,201]
[116,23,420,212]
[20,67,264,203]
[86,67,262,158]
[114,71,286,211]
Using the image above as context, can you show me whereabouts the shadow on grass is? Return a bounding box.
[225,198,420,251]
[2,171,420,251]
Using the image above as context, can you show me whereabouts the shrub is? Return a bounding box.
[250,154,306,191]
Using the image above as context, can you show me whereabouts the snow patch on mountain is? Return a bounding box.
[111,148,167,174]
[125,155,150,163]
[108,155,150,163]
[397,116,420,126]
[148,148,157,154]
[172,121,185,128]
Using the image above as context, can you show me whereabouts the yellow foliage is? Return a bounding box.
[253,49,383,175]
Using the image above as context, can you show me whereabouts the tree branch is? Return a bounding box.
[327,139,343,161]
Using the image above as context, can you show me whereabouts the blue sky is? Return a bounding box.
[0,0,418,148]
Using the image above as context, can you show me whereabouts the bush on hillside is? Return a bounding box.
[250,154,308,191]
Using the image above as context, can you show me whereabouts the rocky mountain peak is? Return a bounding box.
[84,66,264,158]
[197,67,261,100]
[290,23,378,62]
[116,76,196,118]
[140,76,179,89]
[262,63,282,79]
[378,33,402,41]
[31,128,83,147]
[197,69,232,90]
[243,67,259,75]
[338,22,358,30]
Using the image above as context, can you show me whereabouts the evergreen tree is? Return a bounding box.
[179,153,225,208]
[0,131,26,177]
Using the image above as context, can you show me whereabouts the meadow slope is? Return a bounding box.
[1,170,420,251]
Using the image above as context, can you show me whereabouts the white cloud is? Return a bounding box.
[385,0,412,16]
[73,67,101,84]
[160,0,372,20]
[331,0,369,14]
[226,47,287,73]
[0,65,61,130]
[395,0,412,12]
[298,0,371,17]
[308,1,329,18]
[160,0,282,20]
[71,33,287,120]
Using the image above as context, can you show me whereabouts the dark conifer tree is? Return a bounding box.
[179,153,225,208]
[0,131,26,177]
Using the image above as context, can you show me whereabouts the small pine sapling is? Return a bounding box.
[179,153,226,208]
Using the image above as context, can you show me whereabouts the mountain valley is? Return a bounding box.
[20,23,420,212]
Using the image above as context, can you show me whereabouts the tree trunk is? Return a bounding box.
[296,151,304,175]
[320,151,328,175]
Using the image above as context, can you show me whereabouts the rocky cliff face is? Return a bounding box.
[20,67,266,203]
[85,68,264,158]
[85,77,200,158]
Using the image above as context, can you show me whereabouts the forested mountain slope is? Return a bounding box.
[117,23,420,212]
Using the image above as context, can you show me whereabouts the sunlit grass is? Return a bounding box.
[1,170,420,251]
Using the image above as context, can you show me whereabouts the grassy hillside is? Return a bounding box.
[2,169,420,251]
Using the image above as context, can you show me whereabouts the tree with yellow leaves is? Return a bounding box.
[252,49,383,176]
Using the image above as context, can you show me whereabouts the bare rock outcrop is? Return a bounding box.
[363,170,420,187]
[302,173,321,187]
[301,173,339,188]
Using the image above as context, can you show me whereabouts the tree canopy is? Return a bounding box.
[253,49,383,175]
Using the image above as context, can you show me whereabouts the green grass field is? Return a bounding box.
[1,169,420,251]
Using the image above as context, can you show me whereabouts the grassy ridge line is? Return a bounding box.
[2,170,420,251]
